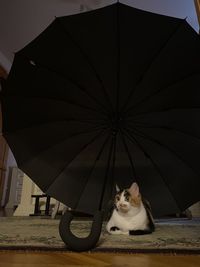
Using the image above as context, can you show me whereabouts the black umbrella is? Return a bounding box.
[1,2,200,251]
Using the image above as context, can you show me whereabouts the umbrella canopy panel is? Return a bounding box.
[1,3,200,217]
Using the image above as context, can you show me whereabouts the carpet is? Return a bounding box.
[0,217,200,254]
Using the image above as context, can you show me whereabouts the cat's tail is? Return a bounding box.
[129,219,155,235]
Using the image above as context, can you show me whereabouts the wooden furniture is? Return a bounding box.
[30,194,51,216]
[0,65,8,207]
[51,200,68,219]
[0,65,7,80]
[194,0,200,27]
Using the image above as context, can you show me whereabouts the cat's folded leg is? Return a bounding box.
[106,225,129,235]
[109,228,129,235]
[106,220,120,234]
[108,226,123,235]
[110,229,123,235]
[121,230,129,235]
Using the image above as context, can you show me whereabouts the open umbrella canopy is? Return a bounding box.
[1,3,200,220]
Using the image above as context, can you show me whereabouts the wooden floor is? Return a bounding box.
[0,210,199,266]
[0,251,199,267]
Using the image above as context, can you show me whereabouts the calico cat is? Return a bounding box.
[106,182,155,235]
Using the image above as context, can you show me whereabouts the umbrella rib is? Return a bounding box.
[8,94,108,116]
[56,18,115,114]
[46,128,109,192]
[119,129,137,179]
[124,71,200,117]
[127,125,200,179]
[21,127,108,170]
[116,2,120,115]
[126,106,200,119]
[121,127,181,211]
[126,121,200,142]
[102,133,117,210]
[109,133,117,199]
[22,55,110,116]
[74,133,111,210]
[5,118,108,136]
[120,19,186,114]
[99,133,114,211]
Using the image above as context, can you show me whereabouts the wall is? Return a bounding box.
[125,0,199,32]
[0,0,108,68]
[1,150,17,207]
[0,0,199,70]
[0,52,11,72]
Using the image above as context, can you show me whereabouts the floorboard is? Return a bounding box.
[0,251,199,267]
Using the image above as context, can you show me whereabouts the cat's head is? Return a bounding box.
[114,182,142,213]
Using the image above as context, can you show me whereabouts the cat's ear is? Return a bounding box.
[128,182,140,197]
[116,184,120,192]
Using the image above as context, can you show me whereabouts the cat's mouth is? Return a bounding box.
[118,206,129,213]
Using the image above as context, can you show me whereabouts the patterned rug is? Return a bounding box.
[0,217,199,253]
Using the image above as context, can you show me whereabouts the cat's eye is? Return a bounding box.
[125,196,129,201]
[115,196,120,202]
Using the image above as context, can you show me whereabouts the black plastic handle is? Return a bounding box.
[59,210,104,252]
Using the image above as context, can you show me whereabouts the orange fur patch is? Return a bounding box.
[128,190,142,207]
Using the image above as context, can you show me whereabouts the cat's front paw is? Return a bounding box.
[108,226,129,235]
[107,226,121,235]
[110,226,120,231]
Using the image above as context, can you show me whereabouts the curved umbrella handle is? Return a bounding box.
[59,210,104,251]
